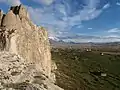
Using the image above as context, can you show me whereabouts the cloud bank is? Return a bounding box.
[33,0,54,5]
[0,0,21,6]
[27,0,106,38]
[0,0,119,42]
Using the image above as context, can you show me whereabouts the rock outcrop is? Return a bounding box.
[0,4,63,90]
[0,10,3,26]
[0,51,63,90]
[0,5,52,78]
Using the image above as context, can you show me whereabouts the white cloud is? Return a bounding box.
[8,0,21,6]
[77,25,83,28]
[108,28,120,33]
[56,4,67,16]
[32,0,54,5]
[68,8,102,25]
[27,6,69,38]
[116,2,120,6]
[67,0,103,25]
[26,0,106,39]
[62,35,120,43]
[0,0,21,6]
[85,0,100,9]
[29,0,103,27]
[88,28,92,29]
[0,0,4,2]
[103,3,110,9]
[104,35,120,38]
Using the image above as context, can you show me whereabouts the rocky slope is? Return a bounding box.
[0,4,63,90]
[0,51,63,90]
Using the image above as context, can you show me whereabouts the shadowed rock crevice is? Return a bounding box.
[10,6,20,15]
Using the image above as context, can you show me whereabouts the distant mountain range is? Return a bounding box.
[49,34,120,44]
[49,38,120,49]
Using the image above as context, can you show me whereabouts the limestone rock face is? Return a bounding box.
[0,10,3,25]
[0,52,63,90]
[18,4,30,19]
[2,10,17,30]
[0,5,52,78]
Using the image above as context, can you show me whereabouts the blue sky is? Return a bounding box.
[0,0,120,42]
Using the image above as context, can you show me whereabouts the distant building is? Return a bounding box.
[100,53,104,56]
[101,73,107,77]
[90,71,107,77]
[86,49,91,52]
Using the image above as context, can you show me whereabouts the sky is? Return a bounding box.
[0,0,120,43]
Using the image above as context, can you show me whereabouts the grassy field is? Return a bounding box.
[51,48,120,90]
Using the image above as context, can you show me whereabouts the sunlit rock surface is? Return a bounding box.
[0,4,63,90]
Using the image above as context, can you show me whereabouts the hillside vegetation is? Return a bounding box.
[52,48,120,90]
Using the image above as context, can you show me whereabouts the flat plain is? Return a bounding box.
[52,48,120,90]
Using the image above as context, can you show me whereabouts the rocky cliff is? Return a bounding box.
[0,51,63,90]
[0,5,52,78]
[0,4,63,90]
